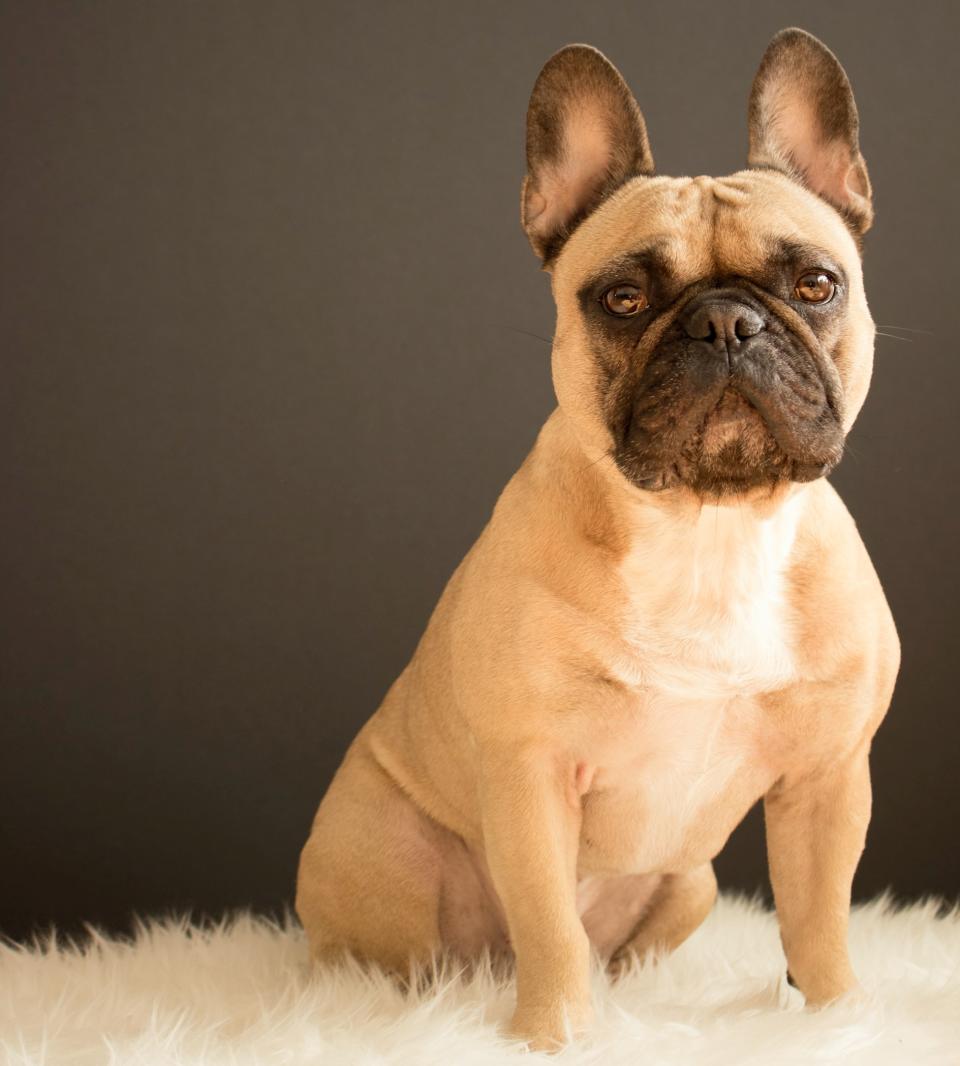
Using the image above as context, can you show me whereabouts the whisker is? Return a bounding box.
[582,451,615,472]
[842,438,862,464]
[875,324,935,336]
[875,331,914,343]
[500,325,552,345]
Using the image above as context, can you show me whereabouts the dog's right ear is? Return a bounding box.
[522,45,654,264]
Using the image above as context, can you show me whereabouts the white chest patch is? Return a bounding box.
[613,495,803,702]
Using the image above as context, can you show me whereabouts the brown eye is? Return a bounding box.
[601,284,649,316]
[794,271,836,304]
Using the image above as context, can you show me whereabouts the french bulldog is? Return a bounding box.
[297,28,899,1050]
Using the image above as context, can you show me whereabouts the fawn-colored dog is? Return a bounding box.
[297,29,898,1049]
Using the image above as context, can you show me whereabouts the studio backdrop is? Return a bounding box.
[2,1,957,941]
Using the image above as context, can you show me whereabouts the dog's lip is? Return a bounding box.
[705,387,759,426]
[699,387,769,451]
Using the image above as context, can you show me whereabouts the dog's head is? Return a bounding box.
[522,29,875,499]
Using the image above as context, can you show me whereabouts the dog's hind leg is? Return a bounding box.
[296,739,445,977]
[607,862,717,977]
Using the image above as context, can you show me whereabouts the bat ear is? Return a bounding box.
[522,44,654,263]
[748,28,872,236]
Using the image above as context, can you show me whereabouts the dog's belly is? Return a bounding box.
[577,692,778,875]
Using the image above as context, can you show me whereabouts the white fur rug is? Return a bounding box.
[2,894,958,1065]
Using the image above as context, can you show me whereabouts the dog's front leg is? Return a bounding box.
[479,748,591,1050]
[764,747,871,1007]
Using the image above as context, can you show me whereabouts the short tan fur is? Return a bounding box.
[297,29,898,1050]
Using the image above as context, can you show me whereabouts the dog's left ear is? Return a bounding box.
[748,28,872,236]
[522,45,654,263]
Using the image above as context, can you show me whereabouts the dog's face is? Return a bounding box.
[522,30,875,499]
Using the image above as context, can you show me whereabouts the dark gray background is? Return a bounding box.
[2,1,956,941]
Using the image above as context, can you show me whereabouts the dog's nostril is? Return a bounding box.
[683,306,718,342]
[682,297,765,346]
[734,309,764,340]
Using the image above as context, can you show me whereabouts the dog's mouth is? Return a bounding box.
[699,388,768,451]
[613,380,842,497]
[674,386,793,494]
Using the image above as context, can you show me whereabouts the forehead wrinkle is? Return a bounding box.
[711,212,849,281]
[564,176,715,274]
[585,241,670,282]
[607,178,717,282]
[713,169,859,262]
[772,238,846,282]
[687,176,720,278]
[711,179,751,207]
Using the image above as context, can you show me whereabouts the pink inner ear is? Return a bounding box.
[528,103,614,241]
[761,85,867,213]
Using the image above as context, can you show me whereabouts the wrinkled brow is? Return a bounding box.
[765,239,848,288]
[576,244,673,300]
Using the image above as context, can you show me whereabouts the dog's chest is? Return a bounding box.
[579,502,800,873]
[615,500,800,698]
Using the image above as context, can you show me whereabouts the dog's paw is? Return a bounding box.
[506,999,593,1052]
[797,974,864,1009]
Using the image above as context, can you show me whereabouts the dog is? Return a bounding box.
[297,28,899,1050]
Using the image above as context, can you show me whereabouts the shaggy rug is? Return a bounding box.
[2,894,958,1065]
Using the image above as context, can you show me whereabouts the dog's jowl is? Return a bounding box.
[297,28,898,1050]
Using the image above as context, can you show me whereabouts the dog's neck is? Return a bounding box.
[617,486,805,619]
[539,409,807,695]
[537,406,810,598]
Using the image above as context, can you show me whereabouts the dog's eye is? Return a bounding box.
[601,284,649,316]
[794,271,836,304]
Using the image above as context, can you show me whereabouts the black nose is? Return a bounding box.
[681,295,765,347]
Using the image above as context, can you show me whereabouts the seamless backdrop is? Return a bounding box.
[2,1,958,940]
